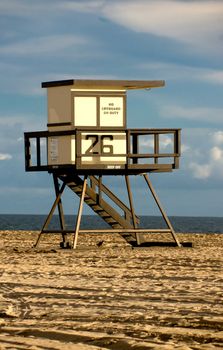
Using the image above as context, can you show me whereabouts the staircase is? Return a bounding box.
[58,174,139,246]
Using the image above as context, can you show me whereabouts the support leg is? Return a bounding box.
[143,174,182,247]
[125,175,141,245]
[33,181,66,248]
[53,174,67,246]
[72,175,88,249]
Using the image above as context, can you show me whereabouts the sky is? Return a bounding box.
[0,0,223,217]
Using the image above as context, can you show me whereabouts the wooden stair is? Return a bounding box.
[59,174,139,246]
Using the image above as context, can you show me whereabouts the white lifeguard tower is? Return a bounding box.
[24,79,182,248]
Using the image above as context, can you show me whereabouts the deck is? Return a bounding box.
[24,128,181,175]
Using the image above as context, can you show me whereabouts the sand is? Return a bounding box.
[0,230,222,349]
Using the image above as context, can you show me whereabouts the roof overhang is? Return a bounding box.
[42,79,165,90]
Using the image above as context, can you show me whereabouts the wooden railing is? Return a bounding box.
[24,128,180,173]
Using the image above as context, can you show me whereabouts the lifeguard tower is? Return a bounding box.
[24,79,182,248]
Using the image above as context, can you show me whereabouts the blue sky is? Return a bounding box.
[0,0,223,216]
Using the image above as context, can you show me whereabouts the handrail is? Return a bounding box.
[24,128,181,172]
[89,175,140,224]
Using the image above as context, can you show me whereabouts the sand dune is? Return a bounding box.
[0,230,222,349]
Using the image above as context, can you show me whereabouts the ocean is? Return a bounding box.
[0,215,223,233]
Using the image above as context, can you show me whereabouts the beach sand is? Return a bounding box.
[0,230,222,349]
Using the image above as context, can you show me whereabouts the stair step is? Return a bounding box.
[98,211,109,217]
[111,224,122,229]
[91,204,102,210]
[84,196,92,202]
[94,209,108,215]
[72,189,82,194]
[85,200,95,206]
[104,218,118,223]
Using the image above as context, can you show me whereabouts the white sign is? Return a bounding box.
[49,137,58,161]
[100,97,123,127]
[81,132,126,164]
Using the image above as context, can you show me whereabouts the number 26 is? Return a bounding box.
[85,135,114,155]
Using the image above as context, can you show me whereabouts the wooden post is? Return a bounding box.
[125,175,140,245]
[36,137,41,167]
[73,175,88,249]
[132,134,138,164]
[154,133,159,164]
[53,174,67,245]
[143,174,182,247]
[33,181,66,248]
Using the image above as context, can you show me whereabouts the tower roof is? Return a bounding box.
[42,79,165,90]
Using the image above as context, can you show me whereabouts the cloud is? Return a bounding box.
[0,114,43,130]
[0,35,86,56]
[3,1,222,54]
[181,144,190,154]
[0,0,66,17]
[210,146,223,161]
[202,70,223,85]
[0,34,105,96]
[0,114,46,162]
[212,131,223,145]
[0,153,12,161]
[0,62,44,95]
[55,0,223,54]
[185,130,223,180]
[189,163,211,179]
[58,0,105,13]
[139,135,173,151]
[138,61,223,86]
[2,1,222,98]
[98,0,223,54]
[161,105,223,124]
[189,145,223,180]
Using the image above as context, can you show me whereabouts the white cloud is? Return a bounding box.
[210,146,223,161]
[203,70,223,85]
[0,62,43,95]
[139,135,173,149]
[0,0,47,16]
[0,35,86,56]
[99,0,223,54]
[0,114,43,130]
[161,105,223,124]
[138,61,223,86]
[0,1,33,16]
[0,36,107,96]
[60,0,223,55]
[58,0,105,13]
[185,130,223,179]
[0,0,71,17]
[181,144,190,154]
[3,1,222,54]
[139,138,154,148]
[0,153,12,161]
[160,136,173,148]
[189,163,211,179]
[0,114,46,160]
[212,131,223,145]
